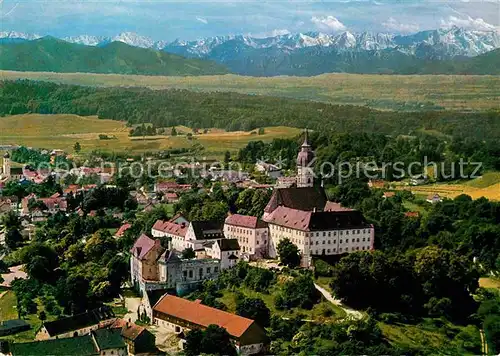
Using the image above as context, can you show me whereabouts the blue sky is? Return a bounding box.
[1,0,499,40]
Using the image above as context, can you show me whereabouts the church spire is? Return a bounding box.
[302,129,310,147]
[296,129,314,188]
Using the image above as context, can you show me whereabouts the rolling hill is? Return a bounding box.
[0,37,229,76]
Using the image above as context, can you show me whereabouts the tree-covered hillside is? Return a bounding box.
[0,37,229,76]
[1,80,500,140]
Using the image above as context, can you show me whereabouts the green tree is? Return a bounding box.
[275,274,319,310]
[224,150,231,165]
[84,229,117,262]
[38,310,47,321]
[5,229,23,250]
[184,324,236,356]
[73,142,81,153]
[1,210,21,231]
[181,247,196,259]
[484,315,500,353]
[236,296,271,327]
[171,126,177,136]
[277,238,301,268]
[258,127,265,135]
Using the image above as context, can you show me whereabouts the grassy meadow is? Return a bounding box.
[2,70,499,111]
[0,114,301,157]
[395,174,500,201]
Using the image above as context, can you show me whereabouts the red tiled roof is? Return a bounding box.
[265,206,311,231]
[383,192,396,198]
[115,223,132,237]
[324,201,354,212]
[165,193,178,199]
[153,295,254,338]
[109,319,146,341]
[264,206,370,232]
[404,211,420,218]
[130,234,161,260]
[152,220,188,237]
[225,214,268,229]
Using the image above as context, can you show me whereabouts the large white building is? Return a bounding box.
[261,131,375,266]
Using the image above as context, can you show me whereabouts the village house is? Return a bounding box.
[224,214,269,260]
[114,223,131,239]
[255,162,282,179]
[426,193,443,204]
[0,320,30,337]
[21,193,68,217]
[0,196,18,216]
[383,191,396,199]
[185,220,226,251]
[152,294,268,355]
[90,328,128,356]
[163,192,179,203]
[109,319,157,355]
[36,307,115,340]
[152,216,228,253]
[154,181,192,193]
[151,218,189,251]
[207,239,240,269]
[9,329,127,356]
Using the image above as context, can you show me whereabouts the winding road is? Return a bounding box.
[314,283,363,320]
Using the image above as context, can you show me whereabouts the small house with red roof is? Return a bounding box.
[114,223,132,238]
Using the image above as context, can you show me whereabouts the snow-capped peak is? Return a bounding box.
[0,31,41,40]
[63,35,108,46]
[111,32,155,48]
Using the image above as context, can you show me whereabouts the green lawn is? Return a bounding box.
[0,114,300,159]
[0,292,59,343]
[466,172,500,188]
[0,290,18,320]
[403,200,429,216]
[379,318,481,355]
[315,276,333,294]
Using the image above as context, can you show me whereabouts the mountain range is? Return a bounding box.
[0,37,228,76]
[1,27,499,76]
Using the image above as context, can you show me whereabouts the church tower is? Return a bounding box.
[2,152,11,179]
[296,130,315,188]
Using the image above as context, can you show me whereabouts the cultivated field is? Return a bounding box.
[1,70,499,111]
[395,172,500,201]
[0,114,301,157]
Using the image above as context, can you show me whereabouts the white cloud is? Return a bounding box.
[311,15,346,32]
[196,16,208,24]
[382,17,419,33]
[440,15,498,31]
[249,28,290,38]
[270,28,290,37]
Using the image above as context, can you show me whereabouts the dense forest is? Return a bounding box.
[1,80,500,140]
[0,37,228,76]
